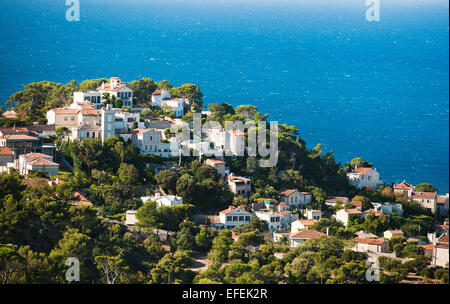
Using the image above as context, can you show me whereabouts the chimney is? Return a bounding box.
[102,82,105,90]
[326,227,329,236]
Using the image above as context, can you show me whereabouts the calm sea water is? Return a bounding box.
[1,0,448,193]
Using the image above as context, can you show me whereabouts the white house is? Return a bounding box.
[373,202,403,216]
[393,181,415,198]
[254,210,297,231]
[335,208,367,227]
[290,219,317,233]
[346,167,383,190]
[227,174,251,197]
[131,128,174,157]
[437,194,449,218]
[411,191,438,213]
[151,89,184,117]
[305,209,322,220]
[279,189,312,208]
[97,77,133,107]
[218,206,252,229]
[432,233,449,267]
[11,152,59,177]
[290,229,326,247]
[205,158,226,178]
[353,237,389,253]
[141,193,183,208]
[151,89,171,107]
[73,91,102,109]
[383,230,405,240]
[125,210,137,226]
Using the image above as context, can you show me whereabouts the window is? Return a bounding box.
[238,216,244,221]
[64,116,68,121]
[227,216,232,222]
[245,216,250,221]
[71,116,75,121]
[232,216,238,221]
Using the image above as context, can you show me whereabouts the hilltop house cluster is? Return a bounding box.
[126,161,448,268]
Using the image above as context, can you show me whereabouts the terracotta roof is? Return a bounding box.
[2,134,39,141]
[73,192,93,206]
[351,201,362,208]
[291,229,326,239]
[50,108,79,114]
[412,192,437,200]
[352,167,372,174]
[437,195,449,204]
[293,219,316,226]
[0,147,13,155]
[367,209,384,216]
[206,158,225,165]
[0,127,30,135]
[419,244,434,251]
[21,153,52,160]
[227,175,251,182]
[353,237,385,245]
[28,158,59,166]
[227,129,245,136]
[345,208,364,214]
[96,83,128,92]
[280,189,298,197]
[386,230,404,235]
[394,181,415,190]
[152,90,163,95]
[79,109,101,116]
[219,206,247,215]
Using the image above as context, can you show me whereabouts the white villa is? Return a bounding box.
[346,167,383,189]
[131,128,175,158]
[6,152,59,177]
[141,193,183,208]
[335,208,367,227]
[97,77,134,108]
[290,229,326,247]
[290,219,317,233]
[373,202,403,216]
[279,189,312,208]
[151,89,184,117]
[217,205,252,229]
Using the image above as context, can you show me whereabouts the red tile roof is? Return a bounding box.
[293,219,316,226]
[206,158,225,165]
[96,83,128,92]
[386,230,404,235]
[0,147,13,155]
[353,237,385,245]
[394,181,415,190]
[280,189,298,197]
[419,244,434,251]
[28,158,59,166]
[73,192,93,206]
[227,175,251,182]
[353,167,373,174]
[152,90,163,95]
[412,192,437,200]
[351,201,362,208]
[50,108,79,114]
[291,229,326,239]
[219,206,247,215]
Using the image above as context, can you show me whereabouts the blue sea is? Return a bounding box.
[0,0,448,193]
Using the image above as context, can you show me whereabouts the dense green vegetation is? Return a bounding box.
[1,78,447,284]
